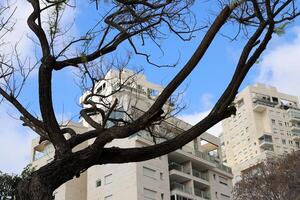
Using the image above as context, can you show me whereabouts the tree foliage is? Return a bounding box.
[233,151,300,200]
[0,165,34,200]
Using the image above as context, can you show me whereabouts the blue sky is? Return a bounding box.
[1,0,300,174]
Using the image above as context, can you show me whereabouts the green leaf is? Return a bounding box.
[274,22,291,36]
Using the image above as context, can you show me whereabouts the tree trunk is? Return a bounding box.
[17,151,98,200]
[18,174,54,200]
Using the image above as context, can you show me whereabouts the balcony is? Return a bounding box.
[288,108,300,122]
[259,134,273,150]
[192,169,208,181]
[291,131,300,142]
[194,188,210,200]
[253,98,277,112]
[290,124,300,132]
[216,163,232,174]
[194,150,217,164]
[169,162,191,175]
[170,182,192,195]
[180,149,232,174]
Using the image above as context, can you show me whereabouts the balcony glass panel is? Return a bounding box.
[192,169,208,181]
[194,188,210,199]
[170,182,192,194]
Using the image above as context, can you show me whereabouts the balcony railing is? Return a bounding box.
[137,132,232,174]
[288,108,300,120]
[259,138,273,144]
[259,134,273,145]
[194,188,210,200]
[253,98,277,107]
[216,163,232,174]
[192,169,208,181]
[194,150,217,163]
[291,131,300,142]
[182,149,232,174]
[169,162,190,174]
[170,182,192,195]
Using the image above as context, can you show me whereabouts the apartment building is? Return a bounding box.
[31,69,233,200]
[221,83,300,182]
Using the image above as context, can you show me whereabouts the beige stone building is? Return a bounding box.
[221,83,300,182]
[31,69,233,200]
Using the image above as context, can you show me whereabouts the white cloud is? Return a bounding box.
[0,105,35,174]
[179,93,222,137]
[1,1,34,59]
[200,93,214,110]
[256,27,300,99]
[179,110,222,137]
[0,1,80,174]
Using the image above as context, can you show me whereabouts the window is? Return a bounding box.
[219,176,228,186]
[271,119,276,125]
[221,193,230,199]
[96,179,101,187]
[282,139,286,145]
[245,127,249,132]
[104,174,112,185]
[161,193,164,200]
[144,188,157,200]
[143,167,156,179]
[160,172,163,180]
[104,195,112,200]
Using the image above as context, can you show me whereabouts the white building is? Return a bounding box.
[221,83,300,182]
[31,69,233,200]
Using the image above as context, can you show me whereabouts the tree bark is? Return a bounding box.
[18,173,54,200]
[17,150,98,200]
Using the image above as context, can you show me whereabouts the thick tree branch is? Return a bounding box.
[0,87,46,138]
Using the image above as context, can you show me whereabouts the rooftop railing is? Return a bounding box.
[253,98,277,108]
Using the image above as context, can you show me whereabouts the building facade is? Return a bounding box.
[31,69,233,200]
[221,83,300,182]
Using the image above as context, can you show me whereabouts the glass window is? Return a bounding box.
[160,172,163,180]
[143,167,156,179]
[104,174,112,185]
[96,179,101,187]
[104,195,112,200]
[144,188,156,200]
